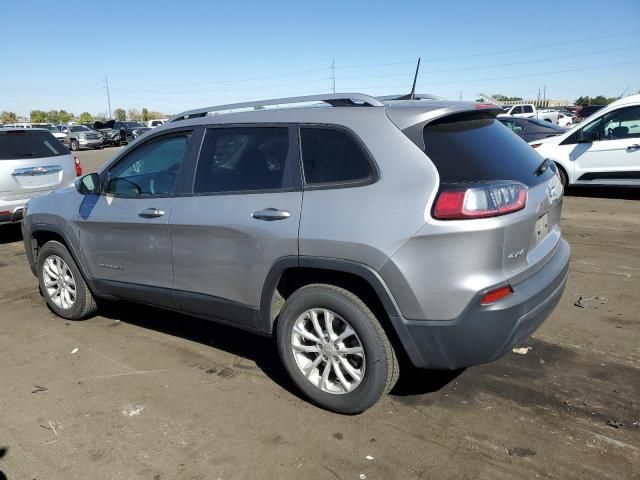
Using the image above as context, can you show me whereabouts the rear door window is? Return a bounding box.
[522,105,534,114]
[300,127,373,185]
[0,130,68,159]
[193,127,294,193]
[422,111,551,187]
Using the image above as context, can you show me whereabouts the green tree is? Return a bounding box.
[575,95,617,106]
[142,108,150,122]
[0,111,17,123]
[30,110,47,123]
[127,108,142,121]
[493,94,523,102]
[78,112,94,124]
[45,110,60,124]
[114,108,126,121]
[59,110,73,124]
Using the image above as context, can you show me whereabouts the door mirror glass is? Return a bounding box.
[76,173,100,195]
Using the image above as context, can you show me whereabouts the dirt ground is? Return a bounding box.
[0,148,638,479]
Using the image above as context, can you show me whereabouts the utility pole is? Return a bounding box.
[543,85,546,102]
[105,74,112,119]
[459,90,463,101]
[330,58,335,94]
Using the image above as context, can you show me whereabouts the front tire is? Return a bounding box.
[70,140,79,151]
[276,284,399,414]
[37,241,97,320]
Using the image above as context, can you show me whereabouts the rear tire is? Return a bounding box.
[37,241,97,320]
[276,284,399,414]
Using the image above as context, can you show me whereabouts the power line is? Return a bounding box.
[340,60,640,90]
[337,46,636,81]
[336,29,640,69]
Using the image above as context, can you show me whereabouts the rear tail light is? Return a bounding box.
[433,182,527,220]
[530,143,542,149]
[74,156,82,177]
[481,285,513,304]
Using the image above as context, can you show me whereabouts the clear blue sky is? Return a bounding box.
[1,0,639,117]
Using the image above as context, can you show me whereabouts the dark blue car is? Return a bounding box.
[499,116,567,143]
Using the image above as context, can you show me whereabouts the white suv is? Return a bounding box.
[531,94,640,187]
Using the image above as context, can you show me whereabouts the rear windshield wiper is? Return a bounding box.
[534,158,552,176]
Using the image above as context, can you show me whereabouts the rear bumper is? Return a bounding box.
[392,238,570,369]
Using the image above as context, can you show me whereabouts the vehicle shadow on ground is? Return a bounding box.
[97,300,461,401]
[0,224,22,245]
[98,300,303,399]
[566,185,640,200]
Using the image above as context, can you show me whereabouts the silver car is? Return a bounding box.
[21,93,569,413]
[1,128,79,224]
[59,124,103,151]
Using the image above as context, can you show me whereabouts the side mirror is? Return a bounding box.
[579,130,599,143]
[76,173,100,195]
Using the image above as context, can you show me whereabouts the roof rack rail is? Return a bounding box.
[377,93,444,101]
[169,93,384,122]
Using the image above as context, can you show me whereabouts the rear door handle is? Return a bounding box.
[252,208,291,221]
[627,144,640,152]
[139,207,165,218]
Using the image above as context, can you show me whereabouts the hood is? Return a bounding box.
[94,119,115,130]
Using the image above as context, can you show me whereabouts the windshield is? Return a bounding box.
[0,130,68,159]
[70,125,91,132]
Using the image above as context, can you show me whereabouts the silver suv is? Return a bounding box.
[1,128,80,224]
[21,94,570,413]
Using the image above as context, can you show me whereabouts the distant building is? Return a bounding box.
[501,99,570,107]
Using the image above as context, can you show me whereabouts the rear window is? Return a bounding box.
[422,111,550,187]
[0,130,68,159]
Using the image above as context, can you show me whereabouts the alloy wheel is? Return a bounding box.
[42,255,77,309]
[291,308,366,394]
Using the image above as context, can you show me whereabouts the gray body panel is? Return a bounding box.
[170,191,302,309]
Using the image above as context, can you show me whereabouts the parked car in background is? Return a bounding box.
[499,104,560,124]
[59,125,103,151]
[34,124,67,143]
[114,121,151,144]
[499,116,568,143]
[21,93,569,413]
[0,127,81,224]
[4,123,67,143]
[531,94,640,188]
[574,105,606,123]
[147,119,168,128]
[557,113,574,127]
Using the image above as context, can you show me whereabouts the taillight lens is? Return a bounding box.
[530,143,542,149]
[433,182,527,220]
[74,156,82,177]
[481,285,513,304]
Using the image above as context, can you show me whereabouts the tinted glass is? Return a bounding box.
[601,106,640,140]
[0,130,68,159]
[500,120,524,136]
[522,105,534,113]
[106,134,190,196]
[70,125,91,132]
[422,111,551,187]
[511,106,523,114]
[194,127,291,193]
[300,127,372,185]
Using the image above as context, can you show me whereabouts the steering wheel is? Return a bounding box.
[607,127,614,139]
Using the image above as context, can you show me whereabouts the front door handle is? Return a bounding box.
[139,207,165,218]
[252,208,291,221]
[627,144,640,152]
